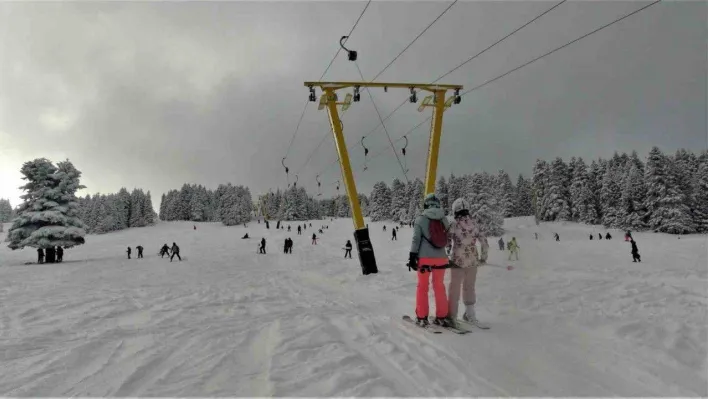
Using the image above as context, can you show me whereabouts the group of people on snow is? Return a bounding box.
[407,193,491,329]
[589,232,613,240]
[496,237,521,260]
[37,246,63,264]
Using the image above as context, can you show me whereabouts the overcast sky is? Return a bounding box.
[1,0,706,208]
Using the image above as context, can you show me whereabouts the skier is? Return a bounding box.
[193,225,196,230]
[446,198,489,328]
[630,239,641,262]
[37,248,44,264]
[283,238,289,254]
[303,224,307,231]
[312,233,317,245]
[170,242,181,261]
[276,221,280,229]
[241,233,249,239]
[408,193,452,328]
[136,245,144,259]
[297,225,302,235]
[126,246,132,259]
[534,232,538,240]
[287,238,293,254]
[392,228,397,241]
[383,225,387,232]
[259,238,266,254]
[589,234,594,240]
[288,225,291,232]
[498,237,504,250]
[344,240,353,258]
[56,246,63,262]
[554,232,560,242]
[599,233,602,240]
[265,220,270,229]
[46,246,55,263]
[309,223,312,228]
[160,244,170,258]
[605,232,612,240]
[508,237,520,261]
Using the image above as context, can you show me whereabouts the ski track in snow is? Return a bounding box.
[0,218,706,396]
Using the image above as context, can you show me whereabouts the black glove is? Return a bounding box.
[408,252,418,271]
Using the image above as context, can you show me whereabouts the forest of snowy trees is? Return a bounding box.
[368,148,707,235]
[0,198,13,223]
[532,147,707,234]
[76,189,157,234]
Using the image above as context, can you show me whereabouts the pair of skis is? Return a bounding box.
[402,315,489,334]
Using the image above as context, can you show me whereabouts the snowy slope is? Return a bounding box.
[0,218,706,396]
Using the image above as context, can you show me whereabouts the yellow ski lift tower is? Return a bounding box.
[304,81,463,275]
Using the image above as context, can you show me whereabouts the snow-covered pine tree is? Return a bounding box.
[569,157,587,221]
[514,175,533,216]
[0,198,13,223]
[436,176,449,215]
[496,170,515,218]
[673,149,698,221]
[115,188,131,229]
[389,178,407,221]
[468,173,504,236]
[129,189,146,227]
[692,160,708,232]
[544,158,572,221]
[189,185,206,221]
[336,195,351,218]
[600,161,623,228]
[587,160,603,223]
[644,146,695,234]
[143,191,157,225]
[407,178,425,220]
[621,162,647,230]
[6,159,87,250]
[369,181,392,221]
[532,160,550,222]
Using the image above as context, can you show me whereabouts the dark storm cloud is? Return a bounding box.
[1,1,705,206]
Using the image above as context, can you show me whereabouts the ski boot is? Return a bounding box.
[462,305,490,329]
[432,317,453,328]
[416,317,430,327]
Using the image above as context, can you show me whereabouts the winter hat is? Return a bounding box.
[451,198,470,215]
[423,193,441,209]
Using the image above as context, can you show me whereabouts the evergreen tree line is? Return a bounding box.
[0,198,14,223]
[257,186,370,221]
[532,147,708,234]
[76,188,157,234]
[368,173,520,236]
[159,183,254,226]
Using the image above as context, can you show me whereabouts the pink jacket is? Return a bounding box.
[446,215,489,268]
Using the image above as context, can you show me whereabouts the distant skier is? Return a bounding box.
[344,240,352,258]
[37,248,44,264]
[127,246,132,259]
[408,193,451,328]
[56,246,63,262]
[508,237,520,261]
[383,225,387,232]
[605,232,612,240]
[193,225,196,230]
[534,232,538,240]
[46,247,55,263]
[589,234,594,240]
[287,238,293,254]
[303,224,307,231]
[265,220,270,229]
[297,225,302,235]
[170,242,181,261]
[498,237,504,250]
[287,225,291,232]
[598,233,602,240]
[630,239,641,262]
[160,244,170,257]
[276,221,280,229]
[312,233,317,245]
[318,229,323,234]
[554,232,560,241]
[309,223,312,228]
[446,198,489,329]
[259,238,266,254]
[241,233,249,239]
[283,238,289,254]
[136,245,143,258]
[392,228,397,241]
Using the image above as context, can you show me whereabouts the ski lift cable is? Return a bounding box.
[370,0,459,82]
[282,0,372,171]
[378,0,665,171]
[308,0,570,181]
[355,60,410,182]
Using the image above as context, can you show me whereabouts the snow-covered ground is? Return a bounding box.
[0,217,706,396]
